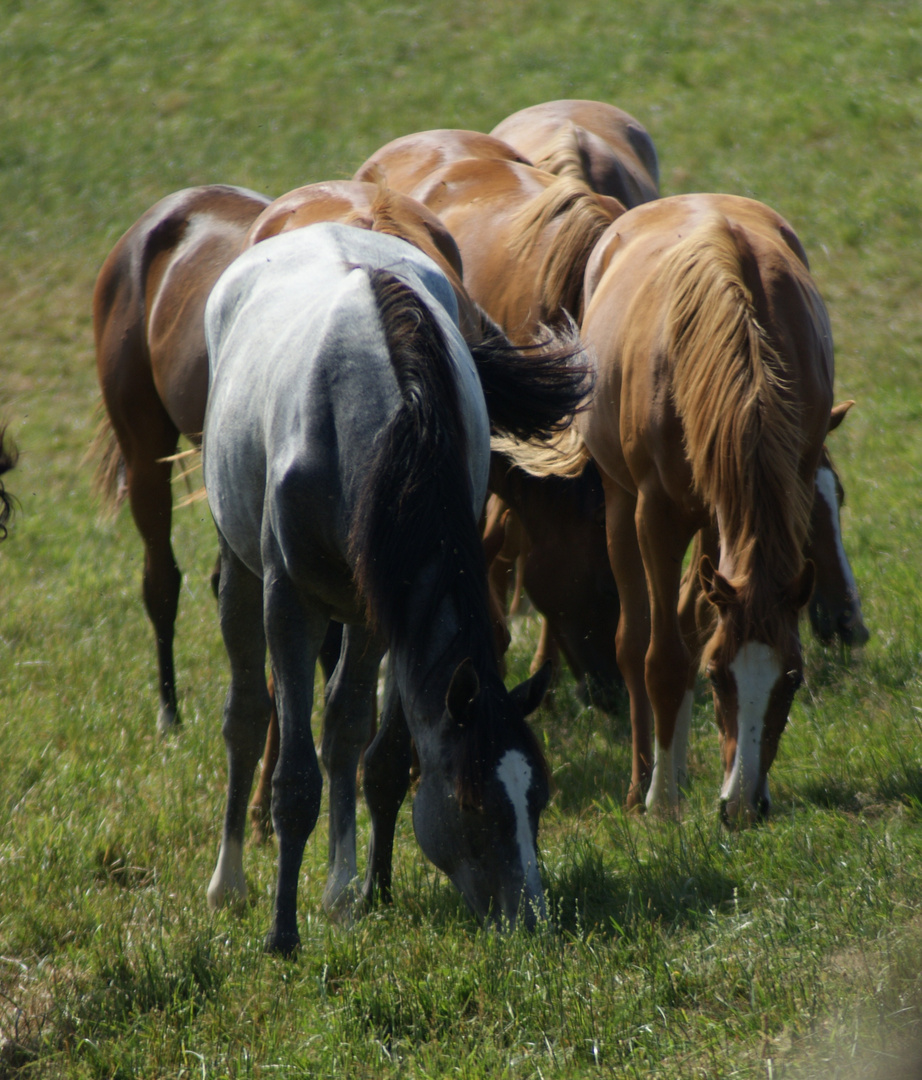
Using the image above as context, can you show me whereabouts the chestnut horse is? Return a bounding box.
[490,98,660,209]
[573,193,835,822]
[93,185,272,732]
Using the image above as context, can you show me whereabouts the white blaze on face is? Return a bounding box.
[815,466,860,602]
[721,642,782,814]
[496,749,543,903]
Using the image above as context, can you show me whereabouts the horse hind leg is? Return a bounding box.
[320,624,383,920]
[262,560,326,955]
[207,540,272,911]
[362,662,412,907]
[120,418,183,735]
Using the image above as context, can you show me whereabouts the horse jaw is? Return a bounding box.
[719,642,780,824]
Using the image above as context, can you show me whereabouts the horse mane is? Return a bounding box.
[506,174,618,324]
[349,269,545,806]
[662,214,814,649]
[0,426,18,539]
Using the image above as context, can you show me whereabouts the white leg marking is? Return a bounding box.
[721,642,781,815]
[496,750,543,903]
[645,690,694,812]
[207,837,246,909]
[646,739,674,811]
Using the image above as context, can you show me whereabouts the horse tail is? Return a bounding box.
[470,306,592,442]
[506,174,621,324]
[528,122,592,184]
[349,269,491,660]
[664,212,813,590]
[491,425,590,479]
[88,405,128,513]
[0,425,18,540]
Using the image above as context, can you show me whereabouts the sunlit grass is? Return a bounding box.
[2,0,922,1076]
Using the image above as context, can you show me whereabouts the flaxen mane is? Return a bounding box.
[663,214,814,647]
[506,174,618,325]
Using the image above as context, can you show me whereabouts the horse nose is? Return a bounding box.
[719,795,769,828]
[838,611,869,646]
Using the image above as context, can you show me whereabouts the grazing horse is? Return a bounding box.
[572,193,835,822]
[203,223,586,949]
[0,426,18,540]
[92,184,272,733]
[490,98,660,209]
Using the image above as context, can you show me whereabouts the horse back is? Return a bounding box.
[94,185,270,439]
[353,128,531,196]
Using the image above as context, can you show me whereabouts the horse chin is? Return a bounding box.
[719,783,771,828]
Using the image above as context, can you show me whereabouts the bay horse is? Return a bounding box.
[92,184,272,733]
[203,222,587,949]
[572,192,835,822]
[490,98,660,209]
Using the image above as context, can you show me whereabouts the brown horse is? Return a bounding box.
[93,185,272,732]
[354,128,531,193]
[572,192,835,822]
[490,98,660,209]
[0,425,18,540]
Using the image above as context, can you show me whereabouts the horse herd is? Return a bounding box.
[86,99,869,950]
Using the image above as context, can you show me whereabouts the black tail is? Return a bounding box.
[349,270,493,671]
[0,426,19,540]
[471,307,592,442]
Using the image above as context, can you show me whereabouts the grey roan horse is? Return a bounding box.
[203,223,587,952]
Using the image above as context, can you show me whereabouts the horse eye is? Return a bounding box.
[787,669,803,691]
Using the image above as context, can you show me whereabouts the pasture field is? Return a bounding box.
[2,0,922,1076]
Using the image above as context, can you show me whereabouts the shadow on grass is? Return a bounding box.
[547,836,738,939]
[797,764,922,819]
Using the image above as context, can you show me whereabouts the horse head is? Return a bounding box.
[699,555,815,825]
[806,403,869,646]
[411,660,552,929]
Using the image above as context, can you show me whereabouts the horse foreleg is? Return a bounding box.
[601,474,652,810]
[263,565,326,956]
[207,541,271,911]
[362,662,412,906]
[320,624,383,920]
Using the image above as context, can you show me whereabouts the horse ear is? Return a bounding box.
[788,560,816,610]
[699,555,738,610]
[509,660,553,717]
[446,659,480,721]
[828,400,855,434]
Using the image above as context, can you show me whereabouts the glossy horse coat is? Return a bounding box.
[577,193,835,821]
[92,184,271,732]
[490,98,660,209]
[203,223,585,948]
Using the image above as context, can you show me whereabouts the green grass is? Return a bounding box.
[2,0,922,1076]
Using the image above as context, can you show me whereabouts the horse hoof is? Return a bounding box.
[264,928,300,957]
[249,803,274,844]
[157,704,181,737]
